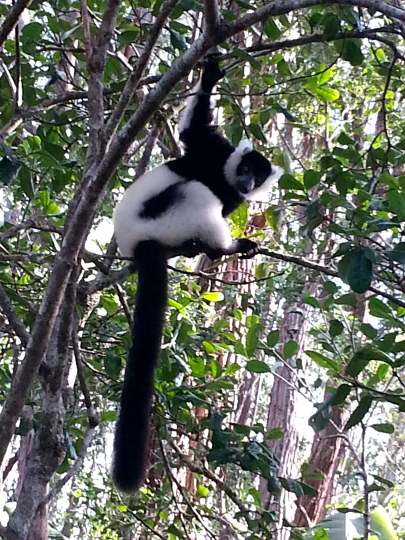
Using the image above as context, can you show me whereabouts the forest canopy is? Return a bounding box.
[1,0,405,538]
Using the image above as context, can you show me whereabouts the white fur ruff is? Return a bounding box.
[223,139,253,185]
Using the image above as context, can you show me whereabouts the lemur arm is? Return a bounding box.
[178,56,225,149]
[166,238,258,261]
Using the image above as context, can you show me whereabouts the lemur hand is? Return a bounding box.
[238,239,259,259]
[201,55,225,92]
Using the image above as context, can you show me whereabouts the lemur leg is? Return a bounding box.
[203,238,258,261]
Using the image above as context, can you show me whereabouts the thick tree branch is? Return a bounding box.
[0,0,32,50]
[218,0,405,41]
[244,28,405,61]
[84,0,121,170]
[203,0,220,40]
[105,0,179,140]
[0,284,30,347]
[4,272,78,540]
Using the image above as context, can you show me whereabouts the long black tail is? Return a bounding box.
[112,240,168,492]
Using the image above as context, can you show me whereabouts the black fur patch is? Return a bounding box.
[140,183,184,219]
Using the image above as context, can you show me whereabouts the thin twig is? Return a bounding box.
[0,0,32,50]
[169,438,250,518]
[0,283,30,346]
[72,325,99,426]
[105,0,179,140]
[39,424,97,508]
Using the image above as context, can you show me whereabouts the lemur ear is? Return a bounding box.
[237,139,253,155]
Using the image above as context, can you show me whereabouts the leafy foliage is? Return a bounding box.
[1,0,405,537]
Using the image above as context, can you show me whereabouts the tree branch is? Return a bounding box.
[2,0,403,476]
[0,283,30,347]
[38,424,96,512]
[0,0,32,50]
[218,0,405,41]
[169,439,250,518]
[258,248,405,308]
[84,0,121,170]
[203,0,220,40]
[244,28,405,61]
[105,0,179,140]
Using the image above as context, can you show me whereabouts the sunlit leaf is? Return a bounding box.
[315,87,340,101]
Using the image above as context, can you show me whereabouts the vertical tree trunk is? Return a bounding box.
[294,399,347,527]
[259,298,312,539]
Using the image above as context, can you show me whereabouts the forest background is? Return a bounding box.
[1,0,405,538]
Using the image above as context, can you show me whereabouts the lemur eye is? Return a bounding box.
[243,166,249,172]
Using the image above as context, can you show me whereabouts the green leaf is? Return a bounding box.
[230,202,248,235]
[21,22,43,51]
[246,323,261,357]
[189,357,205,377]
[336,38,365,66]
[303,170,322,189]
[299,482,318,497]
[19,164,35,199]
[266,427,284,440]
[277,105,298,123]
[375,48,386,62]
[360,323,378,339]
[369,297,391,319]
[279,478,304,497]
[277,59,291,77]
[246,360,271,373]
[387,190,405,220]
[329,319,344,337]
[344,395,373,430]
[330,384,352,406]
[323,281,338,294]
[315,87,340,101]
[249,123,267,143]
[372,475,395,488]
[196,484,209,498]
[267,474,281,496]
[167,524,184,537]
[283,340,298,359]
[346,346,392,377]
[104,352,122,380]
[371,423,394,434]
[322,12,340,34]
[118,30,139,48]
[264,18,281,40]
[169,29,187,50]
[101,410,117,422]
[309,403,331,432]
[267,330,280,348]
[279,174,304,191]
[337,132,356,146]
[265,205,282,232]
[306,350,339,370]
[232,49,261,70]
[201,291,224,302]
[347,248,374,294]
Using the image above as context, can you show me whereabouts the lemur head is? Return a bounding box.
[224,140,283,201]
[236,149,272,195]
